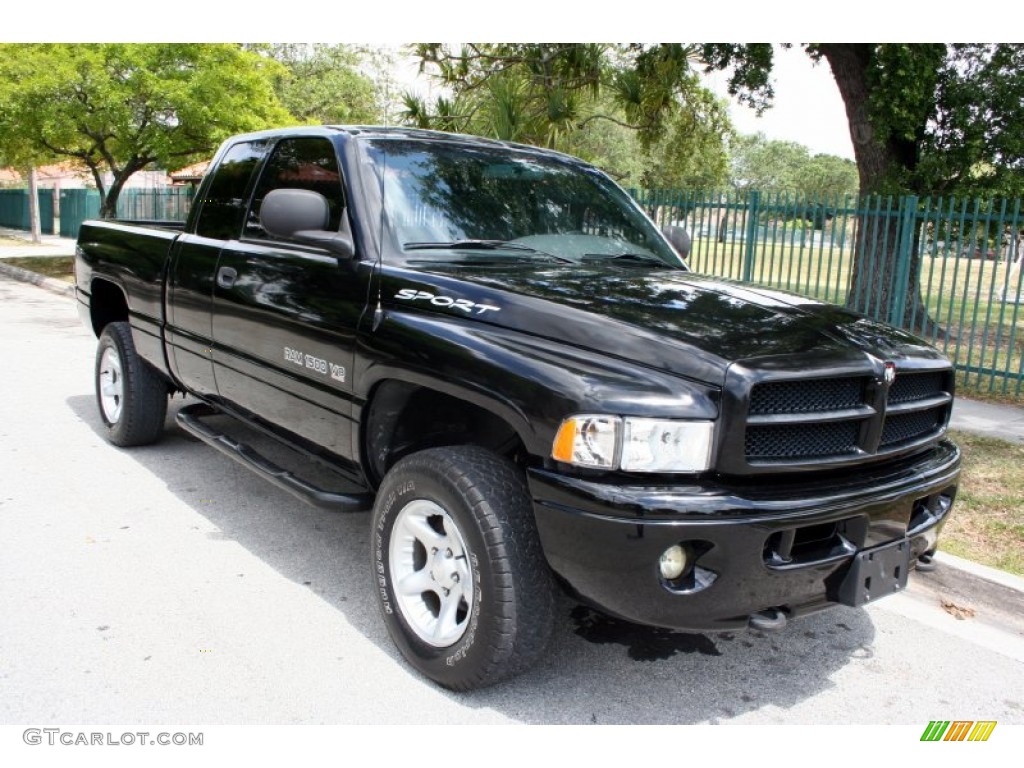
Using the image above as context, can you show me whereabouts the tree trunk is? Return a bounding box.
[26,166,42,244]
[99,186,119,219]
[819,45,944,338]
[100,173,130,219]
[99,157,149,219]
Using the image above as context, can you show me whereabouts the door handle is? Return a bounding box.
[216,266,237,289]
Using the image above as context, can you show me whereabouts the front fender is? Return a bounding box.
[355,310,720,458]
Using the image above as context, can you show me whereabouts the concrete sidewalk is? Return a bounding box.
[950,397,1024,444]
[0,226,77,258]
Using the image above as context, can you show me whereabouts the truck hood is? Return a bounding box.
[383,264,944,385]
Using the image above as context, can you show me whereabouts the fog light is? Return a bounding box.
[659,545,688,580]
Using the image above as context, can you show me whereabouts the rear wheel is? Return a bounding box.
[95,322,167,446]
[371,446,554,690]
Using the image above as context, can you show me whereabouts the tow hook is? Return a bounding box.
[748,607,788,632]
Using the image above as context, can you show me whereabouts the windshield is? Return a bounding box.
[361,138,684,269]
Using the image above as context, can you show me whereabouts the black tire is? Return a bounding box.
[371,446,555,690]
[95,321,168,447]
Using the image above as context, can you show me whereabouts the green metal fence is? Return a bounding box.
[58,187,193,238]
[633,189,1024,397]
[117,188,194,222]
[0,188,55,234]
[58,189,101,238]
[7,186,193,239]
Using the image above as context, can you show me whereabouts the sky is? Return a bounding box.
[702,46,854,160]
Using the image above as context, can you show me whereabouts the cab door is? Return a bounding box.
[210,136,365,464]
[167,139,268,397]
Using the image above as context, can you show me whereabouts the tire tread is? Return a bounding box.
[373,445,554,690]
[96,321,168,447]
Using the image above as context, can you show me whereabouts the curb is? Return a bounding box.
[914,551,1024,628]
[933,550,1024,594]
[0,261,75,299]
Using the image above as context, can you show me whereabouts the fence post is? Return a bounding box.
[890,194,918,326]
[742,189,760,282]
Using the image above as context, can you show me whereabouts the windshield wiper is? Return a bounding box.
[404,240,573,263]
[406,239,515,250]
[583,252,670,267]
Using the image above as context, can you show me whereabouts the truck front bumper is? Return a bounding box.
[527,440,960,632]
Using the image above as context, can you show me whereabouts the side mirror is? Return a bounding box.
[662,225,691,260]
[260,188,355,259]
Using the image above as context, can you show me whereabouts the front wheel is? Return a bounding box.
[95,321,168,446]
[371,446,554,690]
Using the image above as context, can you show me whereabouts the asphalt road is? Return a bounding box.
[2,273,1023,726]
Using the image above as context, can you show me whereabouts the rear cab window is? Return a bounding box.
[193,140,269,240]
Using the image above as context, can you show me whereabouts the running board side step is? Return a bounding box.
[176,403,373,512]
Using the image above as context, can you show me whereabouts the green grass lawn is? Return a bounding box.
[941,430,1024,575]
[2,256,75,282]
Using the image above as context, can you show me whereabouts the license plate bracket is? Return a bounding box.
[837,538,911,607]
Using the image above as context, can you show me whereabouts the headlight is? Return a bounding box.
[552,416,714,472]
[621,418,714,472]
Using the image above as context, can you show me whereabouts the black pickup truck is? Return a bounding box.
[75,125,960,690]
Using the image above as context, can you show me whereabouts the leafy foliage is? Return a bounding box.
[919,45,1024,197]
[639,88,733,190]
[700,44,777,113]
[404,43,732,189]
[702,43,1024,199]
[731,132,858,197]
[0,44,293,216]
[796,154,861,199]
[249,44,379,125]
[354,46,406,126]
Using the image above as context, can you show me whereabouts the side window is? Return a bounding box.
[245,137,345,240]
[194,141,268,240]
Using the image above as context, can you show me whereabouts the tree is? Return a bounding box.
[406,43,607,147]
[403,44,732,187]
[639,90,733,189]
[730,133,810,191]
[796,154,860,200]
[916,45,1024,198]
[0,111,54,243]
[251,44,379,125]
[729,132,858,197]
[355,45,407,126]
[560,100,647,185]
[0,44,293,218]
[703,44,1024,332]
[558,94,732,189]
